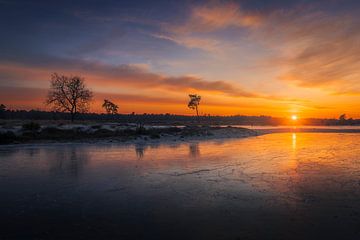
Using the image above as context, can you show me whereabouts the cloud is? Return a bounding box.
[0,86,183,111]
[161,1,360,96]
[151,34,221,53]
[154,2,262,53]
[0,86,274,112]
[255,5,360,94]
[0,54,260,99]
[171,2,262,34]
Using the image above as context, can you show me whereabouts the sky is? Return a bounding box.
[1,0,360,118]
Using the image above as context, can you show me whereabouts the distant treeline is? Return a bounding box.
[0,109,359,126]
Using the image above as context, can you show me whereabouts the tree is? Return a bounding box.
[0,104,6,118]
[46,73,93,122]
[339,114,347,121]
[102,99,119,114]
[339,114,347,125]
[0,104,6,112]
[188,94,201,117]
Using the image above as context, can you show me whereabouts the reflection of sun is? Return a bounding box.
[292,133,297,149]
[291,115,298,121]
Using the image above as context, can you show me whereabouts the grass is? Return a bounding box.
[0,124,256,145]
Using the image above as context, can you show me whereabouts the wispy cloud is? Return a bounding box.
[0,55,260,98]
[151,34,221,53]
[160,1,360,96]
[0,86,280,113]
[171,2,262,34]
[2,0,358,116]
[254,5,360,94]
[153,2,261,53]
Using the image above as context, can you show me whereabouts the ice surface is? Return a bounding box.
[1,133,360,239]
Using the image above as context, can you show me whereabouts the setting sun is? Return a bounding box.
[291,115,298,121]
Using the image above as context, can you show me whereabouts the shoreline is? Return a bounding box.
[2,124,360,146]
[0,125,258,146]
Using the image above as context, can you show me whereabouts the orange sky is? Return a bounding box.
[1,1,360,118]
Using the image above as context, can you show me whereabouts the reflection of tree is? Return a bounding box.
[24,148,40,157]
[135,143,164,159]
[47,147,89,177]
[135,144,146,159]
[189,143,200,158]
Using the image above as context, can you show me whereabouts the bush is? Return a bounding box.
[40,127,68,138]
[150,133,160,139]
[122,128,136,136]
[22,122,41,131]
[93,129,114,138]
[0,131,17,144]
[162,127,182,134]
[135,125,147,134]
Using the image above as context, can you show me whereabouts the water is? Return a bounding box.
[1,133,360,239]
[237,125,360,130]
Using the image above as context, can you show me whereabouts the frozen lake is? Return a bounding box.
[1,133,360,239]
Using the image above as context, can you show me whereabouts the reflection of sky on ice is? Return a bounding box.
[2,133,360,239]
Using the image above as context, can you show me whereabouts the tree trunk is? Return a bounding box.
[196,106,200,124]
[71,112,75,122]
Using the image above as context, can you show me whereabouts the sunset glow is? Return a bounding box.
[1,1,360,118]
[3,1,360,238]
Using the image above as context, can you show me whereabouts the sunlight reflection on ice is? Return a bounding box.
[2,133,360,239]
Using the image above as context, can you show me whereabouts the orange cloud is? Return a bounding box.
[253,6,360,94]
[164,2,360,97]
[172,2,262,34]
[156,2,262,53]
[0,58,262,98]
[0,86,287,115]
[3,2,360,117]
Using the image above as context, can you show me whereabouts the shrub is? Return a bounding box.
[38,127,83,140]
[93,129,114,138]
[135,125,147,134]
[22,122,41,131]
[42,126,60,134]
[0,131,17,144]
[122,128,136,136]
[165,127,182,133]
[150,133,160,139]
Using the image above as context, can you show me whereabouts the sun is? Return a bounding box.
[291,115,298,121]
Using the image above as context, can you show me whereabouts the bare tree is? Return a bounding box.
[102,99,119,114]
[188,94,201,117]
[46,73,93,122]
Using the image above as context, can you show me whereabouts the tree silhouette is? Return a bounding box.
[188,94,201,117]
[0,104,6,112]
[339,114,347,125]
[0,104,6,118]
[339,114,346,121]
[102,99,119,114]
[46,73,93,122]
